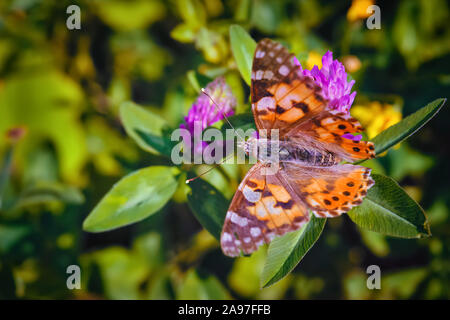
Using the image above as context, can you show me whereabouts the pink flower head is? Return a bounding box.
[180,76,236,155]
[180,76,236,133]
[298,51,356,113]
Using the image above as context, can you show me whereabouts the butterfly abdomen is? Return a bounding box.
[253,139,339,167]
[284,147,338,167]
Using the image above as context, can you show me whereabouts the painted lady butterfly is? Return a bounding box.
[220,39,376,257]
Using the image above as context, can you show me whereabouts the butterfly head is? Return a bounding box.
[238,136,256,158]
[240,136,284,165]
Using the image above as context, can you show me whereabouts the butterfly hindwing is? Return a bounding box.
[221,163,309,257]
[289,110,376,162]
[281,163,374,218]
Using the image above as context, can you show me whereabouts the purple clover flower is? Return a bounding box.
[294,50,360,141]
[297,51,356,114]
[180,76,236,133]
[180,76,236,155]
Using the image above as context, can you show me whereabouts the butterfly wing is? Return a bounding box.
[220,161,374,256]
[252,38,375,162]
[223,39,375,257]
[288,110,376,162]
[221,162,309,257]
[280,162,374,218]
[251,38,327,134]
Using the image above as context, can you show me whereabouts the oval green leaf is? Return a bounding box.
[83,166,179,232]
[120,101,168,154]
[229,25,256,86]
[135,129,175,158]
[206,112,256,140]
[372,98,446,155]
[347,174,431,238]
[261,214,326,288]
[187,176,229,240]
[221,112,256,132]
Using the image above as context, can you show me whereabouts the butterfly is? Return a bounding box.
[220,39,376,257]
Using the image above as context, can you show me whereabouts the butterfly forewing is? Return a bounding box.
[251,38,328,136]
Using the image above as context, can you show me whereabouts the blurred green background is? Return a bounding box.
[0,0,449,299]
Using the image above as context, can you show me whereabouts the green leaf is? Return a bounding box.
[347,174,431,238]
[0,224,31,254]
[83,166,179,232]
[0,146,13,209]
[14,182,84,210]
[187,70,212,93]
[120,102,168,154]
[92,0,166,31]
[86,246,149,299]
[229,25,256,86]
[372,98,446,155]
[135,129,175,158]
[177,269,230,300]
[187,176,228,240]
[221,112,256,132]
[261,214,326,288]
[0,70,87,184]
[171,23,196,43]
[209,112,256,140]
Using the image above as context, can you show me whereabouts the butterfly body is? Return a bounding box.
[220,39,376,257]
[245,137,340,167]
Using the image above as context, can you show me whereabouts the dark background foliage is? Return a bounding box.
[0,0,449,299]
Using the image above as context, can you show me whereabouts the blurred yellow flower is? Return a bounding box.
[57,233,75,249]
[342,55,362,73]
[347,0,375,22]
[306,51,322,70]
[351,101,402,139]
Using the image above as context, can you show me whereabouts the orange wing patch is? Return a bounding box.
[290,165,374,218]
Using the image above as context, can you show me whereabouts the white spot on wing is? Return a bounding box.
[321,117,335,125]
[262,197,282,215]
[256,203,267,217]
[266,232,276,241]
[222,232,232,242]
[243,185,261,203]
[250,227,261,237]
[257,96,276,112]
[256,70,263,80]
[308,198,321,207]
[230,211,248,227]
[263,70,274,80]
[279,65,289,76]
[255,50,265,58]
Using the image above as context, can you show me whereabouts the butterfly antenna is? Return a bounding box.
[186,153,235,184]
[186,89,246,184]
[201,88,245,142]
